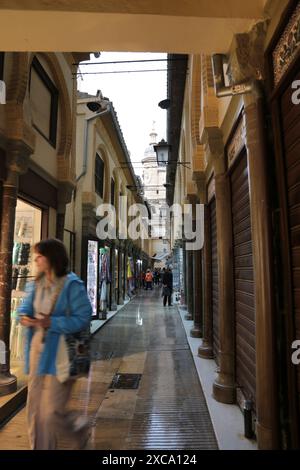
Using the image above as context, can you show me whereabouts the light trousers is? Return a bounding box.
[26,332,84,450]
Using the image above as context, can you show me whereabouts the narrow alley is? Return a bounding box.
[0,287,217,451]
[1,0,300,458]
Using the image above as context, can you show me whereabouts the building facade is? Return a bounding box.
[169,0,300,450]
[65,90,149,320]
[141,126,169,266]
[0,51,89,396]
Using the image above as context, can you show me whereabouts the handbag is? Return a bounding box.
[44,277,91,383]
[162,286,171,297]
[64,326,91,379]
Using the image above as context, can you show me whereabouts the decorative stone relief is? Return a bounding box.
[228,21,268,84]
[273,1,300,85]
[227,112,246,168]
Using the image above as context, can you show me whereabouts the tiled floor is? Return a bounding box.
[0,287,218,450]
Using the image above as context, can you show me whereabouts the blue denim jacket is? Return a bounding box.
[17,272,92,375]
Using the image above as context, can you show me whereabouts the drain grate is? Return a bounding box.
[109,373,142,390]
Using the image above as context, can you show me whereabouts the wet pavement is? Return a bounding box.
[0,286,218,450]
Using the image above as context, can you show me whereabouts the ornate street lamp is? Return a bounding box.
[154,139,171,167]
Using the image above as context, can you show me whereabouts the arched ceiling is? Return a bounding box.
[0,0,267,53]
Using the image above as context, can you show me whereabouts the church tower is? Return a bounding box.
[142,122,167,247]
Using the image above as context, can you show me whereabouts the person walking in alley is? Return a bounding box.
[145,268,153,290]
[18,238,92,450]
[162,267,173,307]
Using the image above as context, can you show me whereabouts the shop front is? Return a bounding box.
[226,114,256,413]
[207,181,219,366]
[9,166,56,388]
[86,239,111,320]
[168,244,183,305]
[10,198,45,387]
[267,0,300,447]
[127,255,135,298]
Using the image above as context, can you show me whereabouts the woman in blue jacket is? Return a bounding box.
[18,238,92,450]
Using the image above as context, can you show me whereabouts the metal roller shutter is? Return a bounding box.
[281,76,300,417]
[230,152,256,408]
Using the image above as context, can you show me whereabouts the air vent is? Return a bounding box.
[109,373,142,390]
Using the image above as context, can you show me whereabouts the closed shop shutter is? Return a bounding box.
[281,75,300,416]
[209,197,219,364]
[230,152,256,408]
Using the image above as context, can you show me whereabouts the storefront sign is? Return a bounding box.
[227,114,246,168]
[273,2,300,85]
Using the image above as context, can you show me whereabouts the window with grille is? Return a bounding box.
[95,154,104,198]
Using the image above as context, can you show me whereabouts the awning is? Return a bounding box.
[151,251,171,261]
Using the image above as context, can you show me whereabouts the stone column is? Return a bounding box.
[244,90,279,449]
[0,141,32,396]
[190,248,203,337]
[212,172,236,404]
[198,205,214,359]
[185,249,194,321]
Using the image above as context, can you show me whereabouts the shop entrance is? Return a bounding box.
[230,150,256,411]
[271,64,300,447]
[208,196,219,365]
[10,198,42,387]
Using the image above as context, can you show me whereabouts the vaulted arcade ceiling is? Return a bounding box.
[0,0,270,53]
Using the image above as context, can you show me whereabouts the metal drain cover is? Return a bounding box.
[109,373,142,390]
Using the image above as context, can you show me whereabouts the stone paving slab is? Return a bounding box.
[0,286,218,450]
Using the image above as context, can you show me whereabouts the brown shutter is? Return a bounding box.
[281,76,300,417]
[230,152,256,408]
[209,197,219,364]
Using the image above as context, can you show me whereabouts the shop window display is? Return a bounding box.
[115,249,119,301]
[87,240,98,318]
[99,246,111,314]
[10,199,42,386]
[127,257,135,297]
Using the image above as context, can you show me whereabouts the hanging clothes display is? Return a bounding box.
[86,240,98,317]
[99,247,111,310]
[127,257,135,296]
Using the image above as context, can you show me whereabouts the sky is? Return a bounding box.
[77,52,167,176]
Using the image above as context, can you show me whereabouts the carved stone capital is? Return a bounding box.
[227,20,268,84]
[201,127,225,176]
[57,181,75,212]
[5,106,36,152]
[192,170,206,203]
[192,144,205,172]
[6,139,33,177]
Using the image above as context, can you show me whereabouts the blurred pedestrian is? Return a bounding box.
[145,269,153,290]
[18,238,92,450]
[162,267,173,307]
